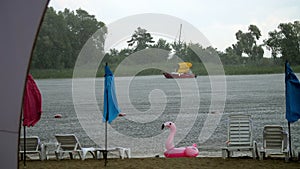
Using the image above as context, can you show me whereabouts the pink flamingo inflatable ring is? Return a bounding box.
[161,121,199,158]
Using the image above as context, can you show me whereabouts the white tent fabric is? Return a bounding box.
[0,0,48,168]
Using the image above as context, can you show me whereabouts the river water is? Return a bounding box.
[22,74,300,157]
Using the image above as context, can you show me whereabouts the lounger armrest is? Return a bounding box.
[55,143,62,152]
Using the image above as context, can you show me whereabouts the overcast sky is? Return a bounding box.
[49,0,299,56]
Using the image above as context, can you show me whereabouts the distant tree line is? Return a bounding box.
[31,7,300,71]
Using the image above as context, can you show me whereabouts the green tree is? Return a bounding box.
[127,27,155,51]
[61,8,105,68]
[232,25,264,61]
[171,41,188,60]
[31,7,106,69]
[119,48,133,57]
[152,38,171,50]
[265,21,300,64]
[185,43,201,62]
[221,47,242,65]
[32,7,69,69]
[264,30,281,61]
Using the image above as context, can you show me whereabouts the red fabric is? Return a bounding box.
[23,74,42,127]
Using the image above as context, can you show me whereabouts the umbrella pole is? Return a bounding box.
[104,88,109,166]
[288,122,292,159]
[104,121,108,166]
[23,120,26,167]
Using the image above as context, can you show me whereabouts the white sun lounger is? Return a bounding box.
[19,136,42,160]
[259,125,289,162]
[222,114,258,159]
[54,134,95,160]
[55,134,130,160]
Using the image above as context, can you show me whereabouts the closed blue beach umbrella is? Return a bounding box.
[102,63,120,166]
[285,61,300,159]
[285,62,300,123]
[103,64,120,123]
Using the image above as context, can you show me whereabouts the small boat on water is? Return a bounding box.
[162,24,197,79]
[163,62,197,79]
[163,72,196,78]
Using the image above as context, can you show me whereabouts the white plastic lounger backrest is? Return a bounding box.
[55,134,81,151]
[19,136,40,152]
[263,125,285,151]
[228,115,252,147]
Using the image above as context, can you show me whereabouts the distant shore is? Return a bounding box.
[30,64,300,79]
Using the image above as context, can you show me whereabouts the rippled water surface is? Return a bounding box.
[23,74,300,157]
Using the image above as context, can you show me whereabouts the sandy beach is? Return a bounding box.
[18,157,300,169]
